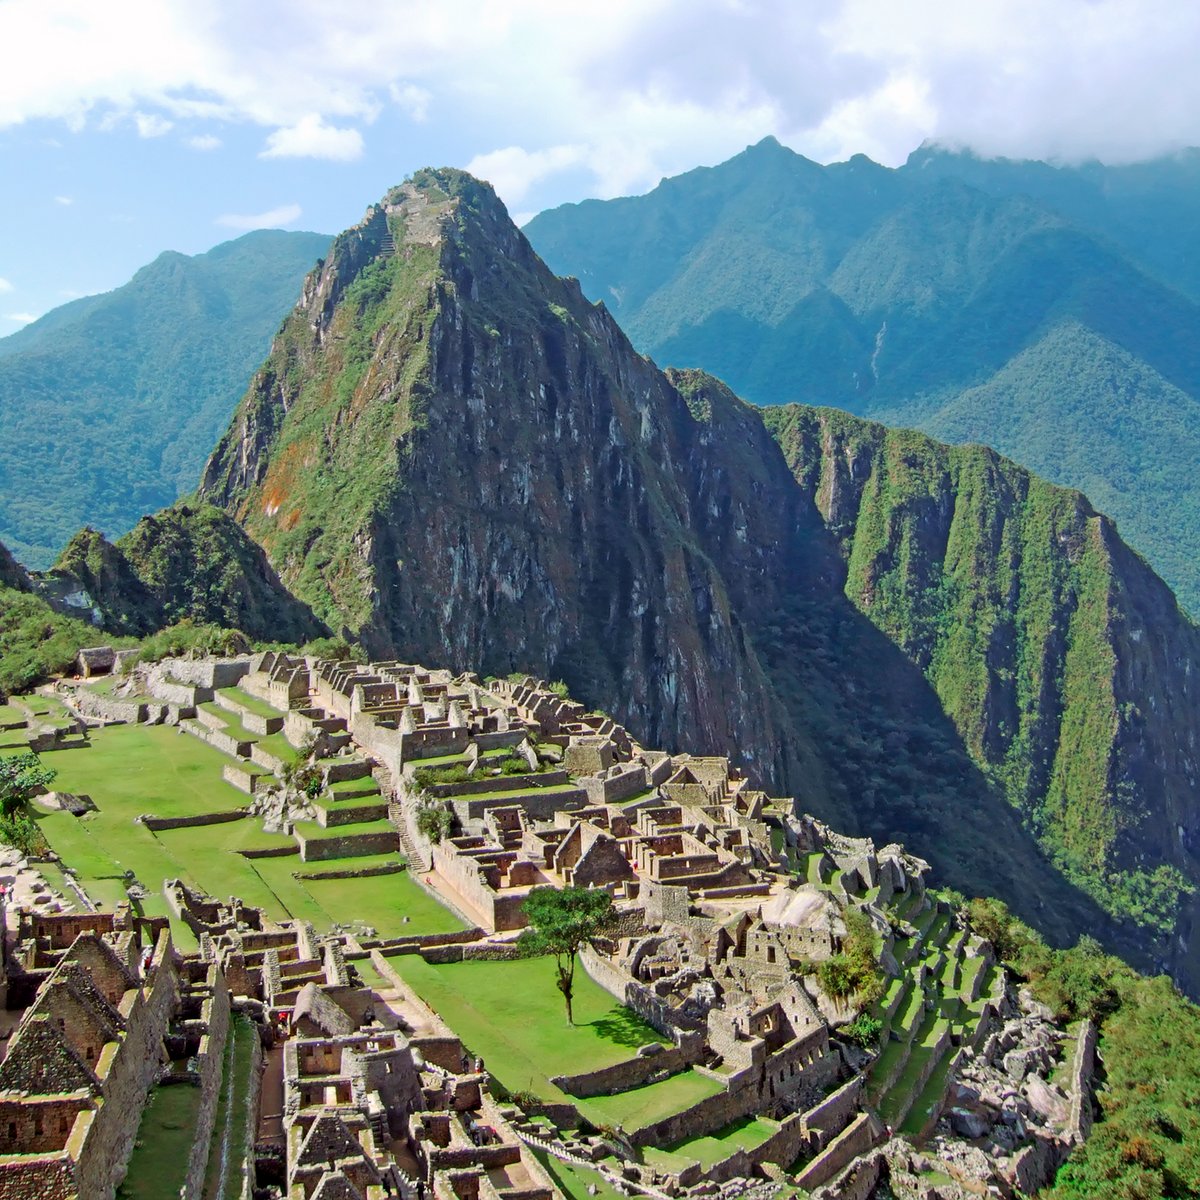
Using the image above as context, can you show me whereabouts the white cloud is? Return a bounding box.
[0,0,1197,213]
[260,114,363,161]
[5,312,37,325]
[187,133,222,151]
[216,203,303,230]
[54,195,72,206]
[0,278,12,294]
[466,145,587,206]
[390,82,431,123]
[134,111,173,138]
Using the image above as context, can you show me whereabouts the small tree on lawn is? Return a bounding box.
[519,885,615,1024]
[0,752,56,817]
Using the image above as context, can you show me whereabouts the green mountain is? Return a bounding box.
[0,229,330,569]
[524,139,1200,613]
[199,169,1200,993]
[43,504,325,642]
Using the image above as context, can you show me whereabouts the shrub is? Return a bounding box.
[415,801,453,844]
[841,1013,884,1049]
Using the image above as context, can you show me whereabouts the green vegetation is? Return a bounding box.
[763,401,1200,944]
[384,955,668,1090]
[525,138,1200,613]
[816,907,883,1006]
[965,897,1200,1200]
[116,1081,203,1199]
[26,721,461,939]
[0,230,330,568]
[0,750,55,815]
[415,798,453,843]
[519,885,616,1024]
[0,582,127,694]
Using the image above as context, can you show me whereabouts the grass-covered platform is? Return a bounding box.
[386,954,721,1127]
[27,719,464,942]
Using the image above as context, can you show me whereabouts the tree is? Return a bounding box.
[519,886,615,1024]
[0,752,56,817]
[415,800,452,844]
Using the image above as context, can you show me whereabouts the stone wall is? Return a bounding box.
[793,1113,882,1192]
[142,810,248,832]
[811,1150,884,1200]
[580,947,704,1035]
[165,658,252,689]
[550,1037,703,1098]
[70,690,147,725]
[180,967,231,1200]
[75,929,183,1200]
[1068,1018,1098,1143]
[294,829,399,862]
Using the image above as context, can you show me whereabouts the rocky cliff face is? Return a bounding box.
[766,405,1200,973]
[0,541,30,592]
[201,170,1200,988]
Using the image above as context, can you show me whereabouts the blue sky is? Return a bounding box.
[2,0,1199,329]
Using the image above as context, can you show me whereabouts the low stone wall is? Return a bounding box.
[803,1075,865,1138]
[317,799,390,828]
[370,928,486,953]
[239,844,299,859]
[181,970,231,1200]
[71,689,147,725]
[142,809,248,832]
[420,941,525,964]
[427,769,571,800]
[793,1113,882,1192]
[152,677,214,707]
[165,657,252,690]
[295,828,399,862]
[296,861,406,881]
[324,757,372,783]
[1068,1019,1098,1142]
[580,946,704,1036]
[551,1039,702,1098]
[630,1086,757,1148]
[811,1150,884,1200]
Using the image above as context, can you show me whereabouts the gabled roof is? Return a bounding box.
[293,983,356,1038]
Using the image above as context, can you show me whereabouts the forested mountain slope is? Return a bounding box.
[0,229,330,568]
[525,138,1200,613]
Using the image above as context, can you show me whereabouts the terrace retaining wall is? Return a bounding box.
[141,810,248,832]
[180,969,231,1200]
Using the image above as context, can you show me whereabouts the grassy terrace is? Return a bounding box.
[217,685,286,720]
[643,1115,779,1172]
[116,1081,203,1199]
[387,955,720,1127]
[24,720,464,942]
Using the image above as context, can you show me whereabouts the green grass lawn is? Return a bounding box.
[531,1150,625,1200]
[899,1047,955,1137]
[578,1070,722,1130]
[116,1081,203,1199]
[30,722,462,939]
[0,702,28,725]
[643,1115,779,1171]
[301,870,465,936]
[217,686,286,720]
[41,723,249,815]
[387,955,672,1101]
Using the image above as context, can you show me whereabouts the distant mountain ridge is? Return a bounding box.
[524,138,1200,613]
[0,229,330,568]
[196,169,1200,994]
